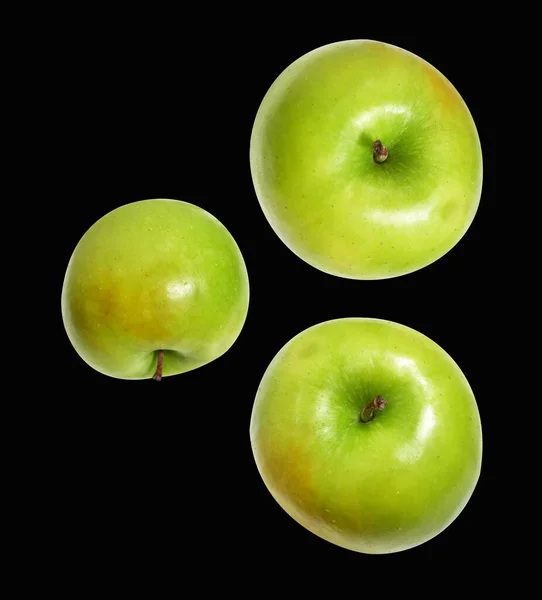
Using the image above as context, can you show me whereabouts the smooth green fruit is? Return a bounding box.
[250,40,483,279]
[62,199,249,379]
[250,318,482,554]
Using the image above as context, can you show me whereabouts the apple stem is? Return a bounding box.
[372,140,388,163]
[153,350,164,381]
[360,395,387,423]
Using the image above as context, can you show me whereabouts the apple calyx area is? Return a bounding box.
[360,395,387,423]
[372,140,388,163]
[153,350,165,381]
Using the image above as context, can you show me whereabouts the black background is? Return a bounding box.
[53,25,497,585]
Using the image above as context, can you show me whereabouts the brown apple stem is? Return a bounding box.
[153,350,164,381]
[372,140,388,163]
[360,395,387,423]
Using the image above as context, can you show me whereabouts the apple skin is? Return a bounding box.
[250,40,483,279]
[250,318,482,554]
[62,199,249,379]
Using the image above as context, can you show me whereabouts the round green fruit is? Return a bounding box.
[62,199,249,380]
[250,318,482,554]
[250,40,483,279]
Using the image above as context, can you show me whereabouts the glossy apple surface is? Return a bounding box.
[250,40,483,279]
[250,318,482,554]
[62,199,249,379]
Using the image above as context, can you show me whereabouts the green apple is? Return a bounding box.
[250,40,483,279]
[250,318,482,554]
[62,199,249,379]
